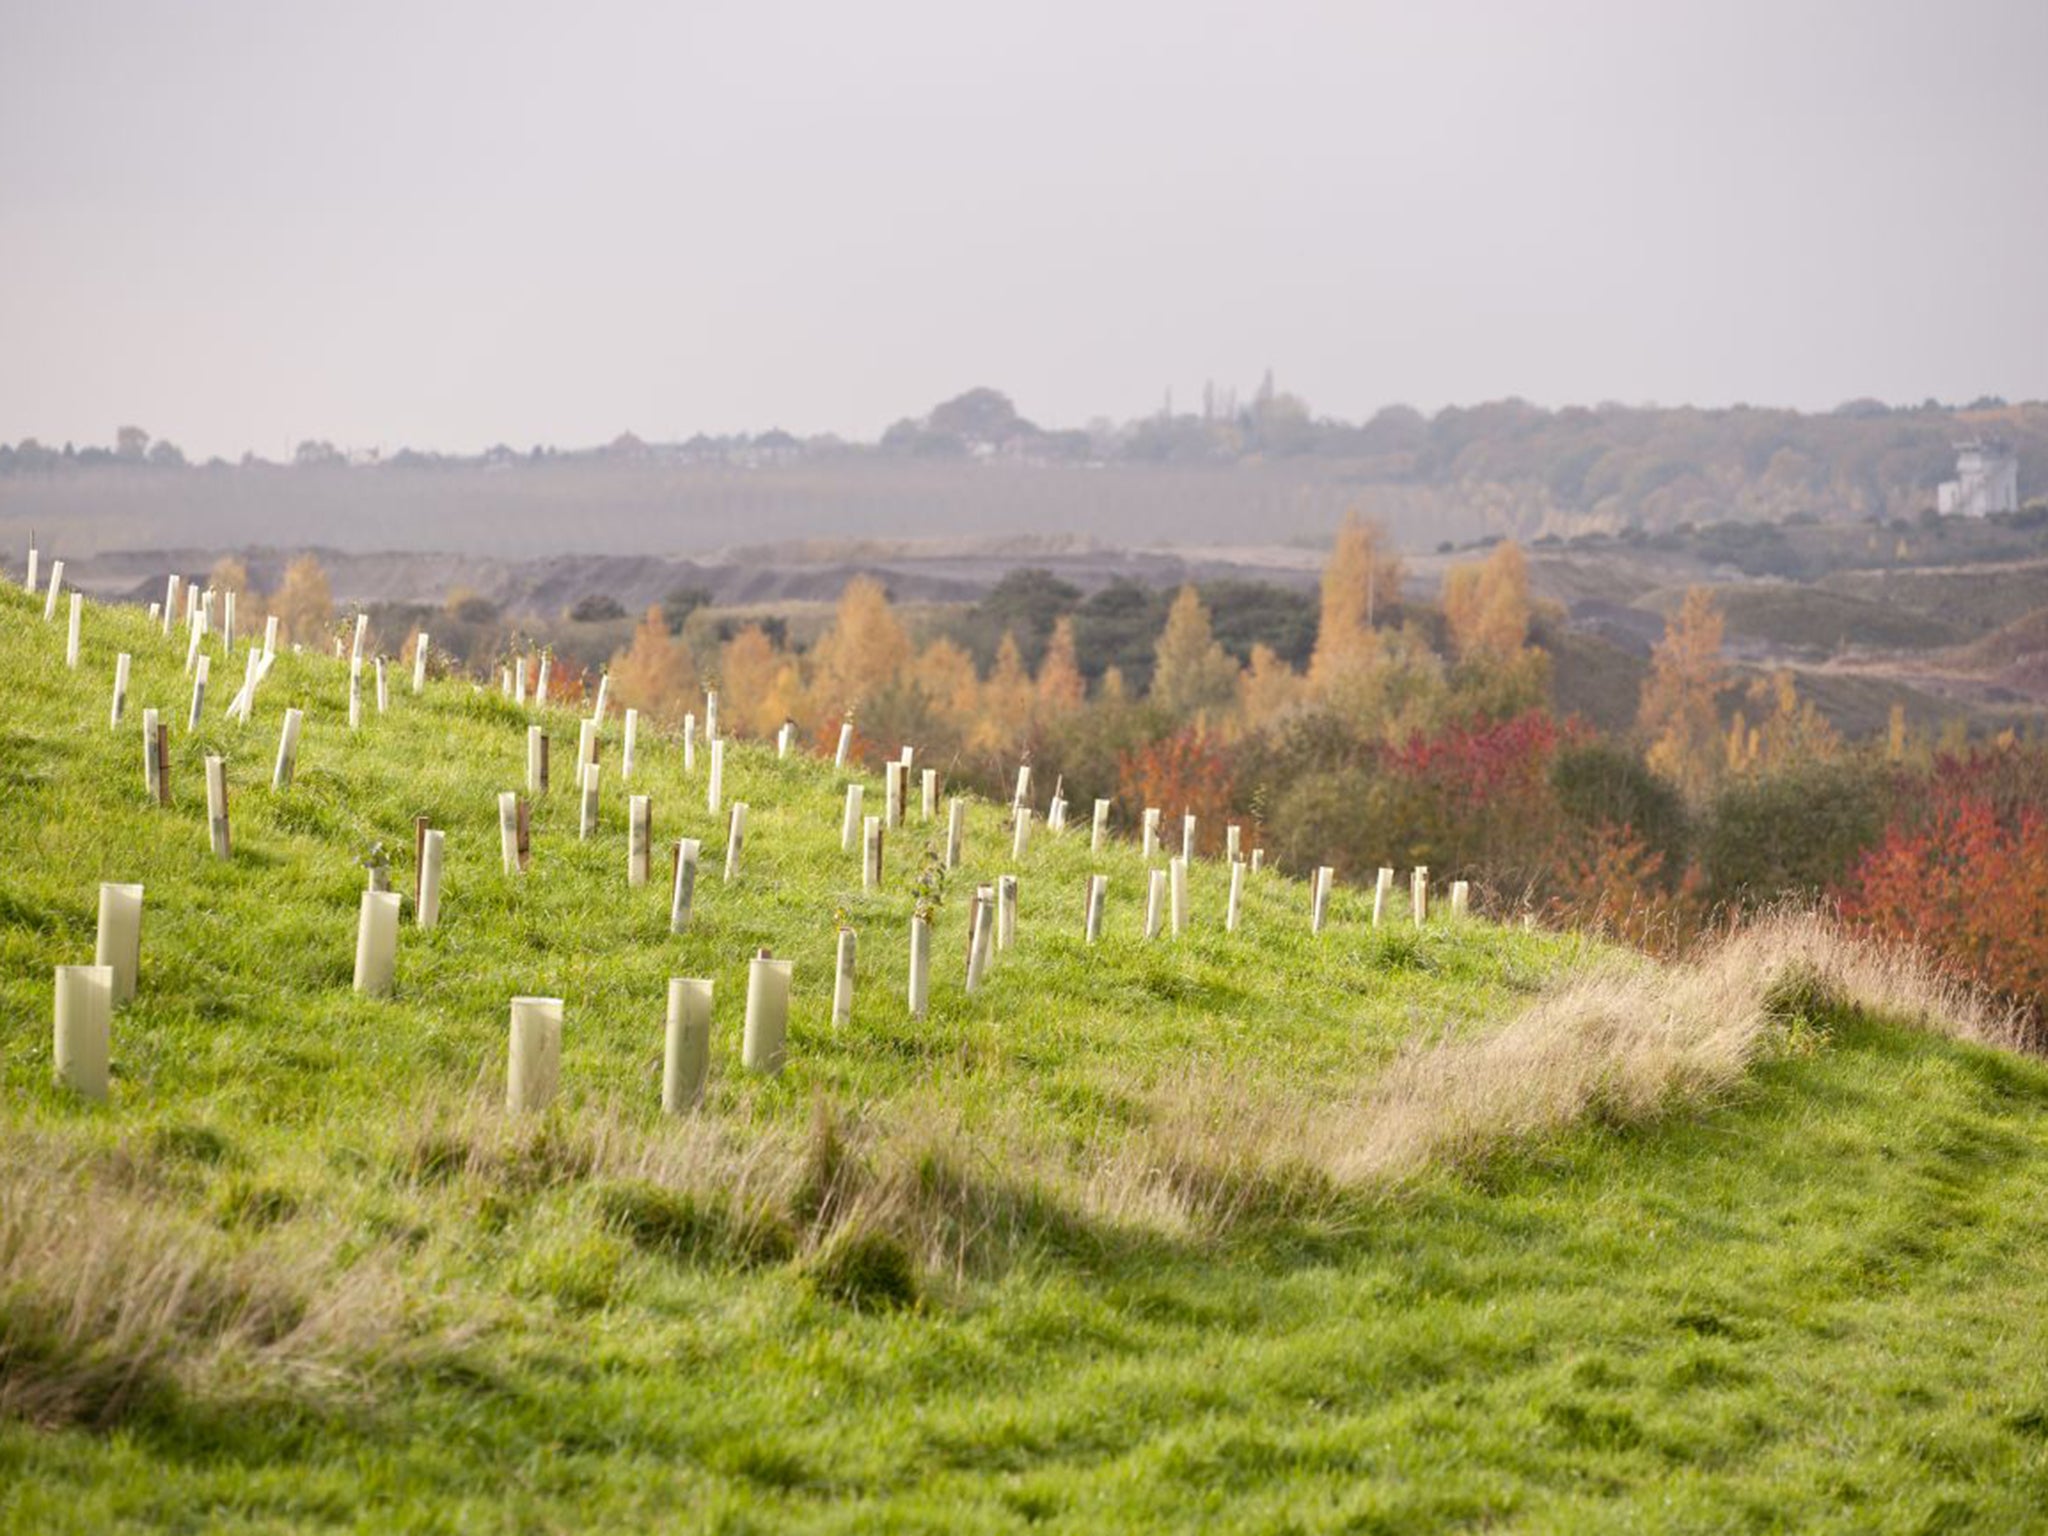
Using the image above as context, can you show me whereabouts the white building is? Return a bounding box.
[1937,440,2019,517]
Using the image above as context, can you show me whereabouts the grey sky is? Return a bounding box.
[3,0,2044,460]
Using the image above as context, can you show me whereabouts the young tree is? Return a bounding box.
[272,554,333,647]
[1150,585,1239,719]
[609,605,697,724]
[1638,586,1727,802]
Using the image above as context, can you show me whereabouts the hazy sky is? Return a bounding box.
[4,0,2045,460]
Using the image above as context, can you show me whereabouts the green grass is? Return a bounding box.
[4,587,2048,1531]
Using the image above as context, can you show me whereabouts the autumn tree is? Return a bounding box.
[1442,540,1532,663]
[1309,512,1403,694]
[1237,642,1305,733]
[609,605,697,724]
[810,576,911,719]
[1034,615,1086,717]
[1150,585,1239,719]
[914,637,982,731]
[1743,670,1841,773]
[719,624,800,737]
[1638,586,1727,802]
[272,554,333,647]
[974,631,1036,752]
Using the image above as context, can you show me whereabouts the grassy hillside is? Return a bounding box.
[4,587,2048,1532]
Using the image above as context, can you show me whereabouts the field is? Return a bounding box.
[3,587,2048,1532]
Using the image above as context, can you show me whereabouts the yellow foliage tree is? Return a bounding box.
[1237,643,1305,732]
[914,638,982,730]
[1638,586,1727,801]
[1748,670,1840,772]
[1309,512,1403,694]
[1151,586,1240,719]
[272,554,333,648]
[1442,540,1533,663]
[1035,616,1086,717]
[609,605,698,726]
[974,631,1036,751]
[810,576,912,718]
[719,624,800,737]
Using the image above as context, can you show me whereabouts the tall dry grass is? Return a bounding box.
[0,1147,414,1428]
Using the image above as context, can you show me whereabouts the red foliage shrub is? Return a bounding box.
[1843,786,2048,1015]
[1839,759,2048,1014]
[1115,729,1238,856]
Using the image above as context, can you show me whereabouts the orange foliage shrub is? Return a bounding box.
[1839,761,2048,1021]
[1115,729,1238,856]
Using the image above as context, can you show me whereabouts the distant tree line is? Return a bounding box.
[12,389,2045,535]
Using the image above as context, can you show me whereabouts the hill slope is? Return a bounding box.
[3,587,2046,1532]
